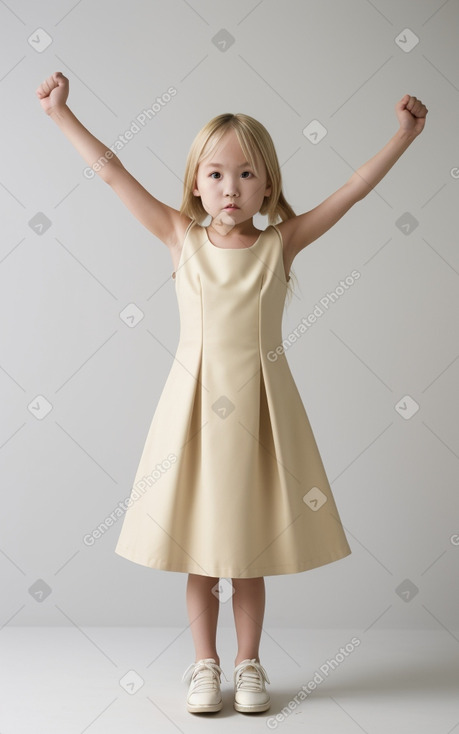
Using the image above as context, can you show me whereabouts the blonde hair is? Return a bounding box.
[179,113,298,305]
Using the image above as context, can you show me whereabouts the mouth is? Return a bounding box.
[224,205,239,210]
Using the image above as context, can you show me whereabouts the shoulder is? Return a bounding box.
[269,220,294,255]
[170,214,195,249]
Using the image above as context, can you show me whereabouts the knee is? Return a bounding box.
[231,576,264,584]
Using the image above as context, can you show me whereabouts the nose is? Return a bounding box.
[225,178,239,198]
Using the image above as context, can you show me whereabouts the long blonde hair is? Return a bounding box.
[179,113,298,305]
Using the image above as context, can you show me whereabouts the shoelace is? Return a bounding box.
[181,659,228,692]
[233,659,270,691]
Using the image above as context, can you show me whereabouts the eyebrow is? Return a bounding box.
[204,161,252,168]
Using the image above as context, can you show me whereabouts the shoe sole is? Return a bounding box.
[234,699,271,713]
[187,700,223,713]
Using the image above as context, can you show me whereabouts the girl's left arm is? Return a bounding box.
[284,95,428,257]
[347,94,428,199]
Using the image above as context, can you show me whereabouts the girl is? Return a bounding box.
[36,72,427,715]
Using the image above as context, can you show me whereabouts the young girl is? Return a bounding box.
[36,72,427,715]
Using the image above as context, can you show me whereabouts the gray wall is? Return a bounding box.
[1,0,458,631]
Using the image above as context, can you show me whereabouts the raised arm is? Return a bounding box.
[35,71,189,248]
[282,94,428,259]
[347,94,428,198]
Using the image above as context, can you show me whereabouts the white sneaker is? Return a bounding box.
[233,658,271,712]
[181,657,226,713]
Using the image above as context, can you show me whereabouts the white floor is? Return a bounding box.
[1,627,458,733]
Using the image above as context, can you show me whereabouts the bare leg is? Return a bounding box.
[186,573,220,665]
[231,577,265,666]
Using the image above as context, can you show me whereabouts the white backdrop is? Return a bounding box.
[1,0,458,633]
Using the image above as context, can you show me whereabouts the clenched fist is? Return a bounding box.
[36,71,69,115]
[396,94,428,136]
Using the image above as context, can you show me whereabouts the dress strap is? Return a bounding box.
[270,224,291,282]
[172,219,197,280]
[183,218,195,240]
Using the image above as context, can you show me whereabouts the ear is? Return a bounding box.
[264,181,272,198]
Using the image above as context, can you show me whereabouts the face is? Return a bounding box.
[192,129,271,231]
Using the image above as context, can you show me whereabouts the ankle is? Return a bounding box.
[235,654,259,666]
[195,655,220,666]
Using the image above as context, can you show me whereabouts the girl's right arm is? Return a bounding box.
[35,72,190,248]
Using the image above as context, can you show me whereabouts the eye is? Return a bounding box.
[208,171,253,179]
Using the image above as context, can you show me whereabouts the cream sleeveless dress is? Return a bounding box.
[114,220,351,577]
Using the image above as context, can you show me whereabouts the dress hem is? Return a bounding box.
[114,545,352,578]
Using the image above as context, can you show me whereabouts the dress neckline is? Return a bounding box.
[205,226,266,250]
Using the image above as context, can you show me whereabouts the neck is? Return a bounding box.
[208,216,257,238]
